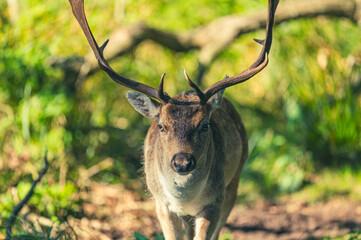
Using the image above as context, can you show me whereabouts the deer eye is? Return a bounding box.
[202,122,209,132]
[157,124,165,132]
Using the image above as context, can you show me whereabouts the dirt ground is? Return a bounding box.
[57,183,361,240]
[226,199,361,240]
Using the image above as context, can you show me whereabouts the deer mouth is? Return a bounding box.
[171,152,196,174]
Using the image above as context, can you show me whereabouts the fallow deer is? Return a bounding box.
[69,0,278,239]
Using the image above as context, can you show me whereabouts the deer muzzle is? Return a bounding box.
[171,152,196,174]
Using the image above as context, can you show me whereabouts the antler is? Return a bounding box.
[70,0,277,105]
[189,0,279,104]
[68,0,171,103]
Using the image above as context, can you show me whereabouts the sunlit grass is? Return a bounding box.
[238,165,361,206]
[289,166,361,204]
[325,230,361,240]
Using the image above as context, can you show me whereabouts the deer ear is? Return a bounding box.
[126,91,161,119]
[207,89,225,115]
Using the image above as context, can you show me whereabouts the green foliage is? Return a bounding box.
[241,128,311,195]
[31,182,79,223]
[134,232,164,240]
[219,231,232,240]
[291,166,361,204]
[0,181,79,224]
[322,230,361,240]
[270,18,361,166]
[233,17,361,197]
[3,220,76,240]
[1,0,361,237]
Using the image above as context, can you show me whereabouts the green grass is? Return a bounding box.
[0,219,76,240]
[323,230,361,240]
[290,166,361,204]
[238,165,361,205]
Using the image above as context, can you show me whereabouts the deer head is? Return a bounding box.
[68,0,278,177]
[127,87,225,175]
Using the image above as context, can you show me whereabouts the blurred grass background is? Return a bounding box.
[0,0,361,238]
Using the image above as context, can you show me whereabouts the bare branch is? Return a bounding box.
[55,0,361,85]
[6,155,49,239]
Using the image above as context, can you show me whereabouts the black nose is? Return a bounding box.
[171,153,196,173]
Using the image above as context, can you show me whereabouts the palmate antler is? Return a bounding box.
[69,0,278,105]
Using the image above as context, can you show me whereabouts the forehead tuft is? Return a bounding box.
[160,94,207,122]
[173,94,200,103]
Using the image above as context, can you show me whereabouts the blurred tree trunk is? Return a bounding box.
[53,0,361,87]
[6,0,19,24]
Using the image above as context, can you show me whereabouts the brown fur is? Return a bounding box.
[143,94,248,240]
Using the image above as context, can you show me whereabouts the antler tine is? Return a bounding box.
[203,0,279,102]
[158,73,171,103]
[184,70,206,104]
[69,0,165,102]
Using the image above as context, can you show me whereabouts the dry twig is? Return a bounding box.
[5,155,49,239]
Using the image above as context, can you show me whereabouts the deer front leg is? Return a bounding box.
[194,205,221,240]
[155,200,183,240]
[182,215,195,240]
